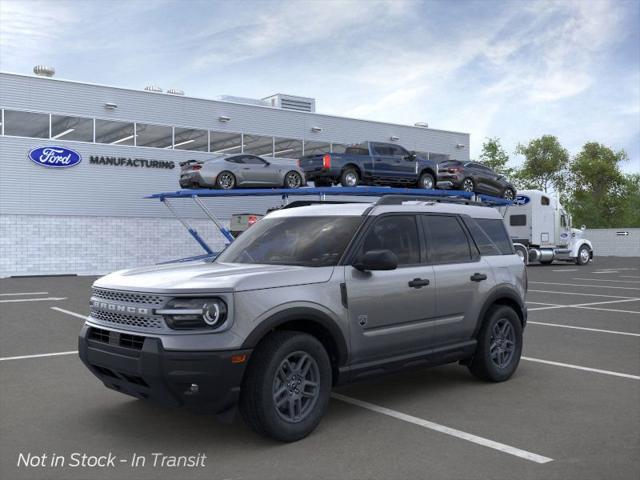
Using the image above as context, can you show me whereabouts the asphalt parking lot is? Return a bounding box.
[1,257,639,480]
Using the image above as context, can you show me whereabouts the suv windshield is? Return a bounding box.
[216,216,362,267]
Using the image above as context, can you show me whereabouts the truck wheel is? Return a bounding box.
[418,172,435,190]
[239,331,332,442]
[539,259,553,265]
[340,168,359,187]
[216,171,236,190]
[576,245,591,265]
[468,305,522,382]
[462,178,475,192]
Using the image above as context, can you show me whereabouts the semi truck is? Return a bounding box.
[501,189,593,265]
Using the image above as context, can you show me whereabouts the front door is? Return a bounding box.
[240,155,277,185]
[345,214,438,364]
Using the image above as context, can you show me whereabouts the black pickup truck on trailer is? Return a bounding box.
[298,141,440,189]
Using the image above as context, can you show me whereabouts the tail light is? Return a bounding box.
[448,167,460,173]
[248,215,258,226]
[297,159,301,167]
[322,153,331,169]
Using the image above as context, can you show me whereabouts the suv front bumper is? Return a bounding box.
[78,324,251,414]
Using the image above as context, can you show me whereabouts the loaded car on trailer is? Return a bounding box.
[78,188,527,442]
[298,141,440,189]
[437,160,517,200]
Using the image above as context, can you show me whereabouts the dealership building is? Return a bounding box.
[0,69,470,277]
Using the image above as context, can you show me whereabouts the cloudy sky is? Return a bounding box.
[1,0,638,172]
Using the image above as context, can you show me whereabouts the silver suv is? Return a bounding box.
[79,197,527,442]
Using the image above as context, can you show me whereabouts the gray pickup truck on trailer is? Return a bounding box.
[79,197,527,442]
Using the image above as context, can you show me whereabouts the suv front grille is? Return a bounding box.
[88,327,146,350]
[90,308,164,330]
[120,333,145,350]
[91,288,165,306]
[89,327,110,343]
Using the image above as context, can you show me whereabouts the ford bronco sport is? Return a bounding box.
[79,197,527,442]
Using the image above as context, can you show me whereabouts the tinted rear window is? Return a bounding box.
[470,218,514,255]
[345,147,369,155]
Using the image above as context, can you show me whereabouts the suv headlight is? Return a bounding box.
[157,298,228,330]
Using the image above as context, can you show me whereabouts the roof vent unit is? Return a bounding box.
[217,95,270,107]
[414,122,429,128]
[33,65,55,77]
[262,94,316,113]
[144,85,163,93]
[167,88,185,96]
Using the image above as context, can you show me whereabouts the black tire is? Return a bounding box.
[539,259,553,265]
[468,305,522,382]
[313,178,332,187]
[576,245,591,265]
[239,331,332,442]
[462,177,475,192]
[284,171,303,189]
[503,188,516,200]
[340,168,359,187]
[216,171,236,190]
[417,172,435,190]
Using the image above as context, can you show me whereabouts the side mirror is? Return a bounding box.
[353,249,398,271]
[405,151,417,161]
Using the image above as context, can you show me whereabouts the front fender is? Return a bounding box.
[570,239,593,257]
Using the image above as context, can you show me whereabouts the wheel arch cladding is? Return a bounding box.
[241,307,348,381]
[473,286,526,337]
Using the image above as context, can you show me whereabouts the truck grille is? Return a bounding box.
[92,288,165,306]
[90,308,164,330]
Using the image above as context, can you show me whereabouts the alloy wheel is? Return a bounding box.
[218,173,235,189]
[489,319,515,369]
[421,175,434,189]
[286,172,302,188]
[504,189,515,200]
[462,179,474,192]
[273,351,320,423]
[344,172,358,187]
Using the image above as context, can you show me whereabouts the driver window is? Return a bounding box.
[360,216,420,265]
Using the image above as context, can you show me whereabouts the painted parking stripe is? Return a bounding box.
[0,297,67,303]
[530,281,640,291]
[572,278,640,284]
[522,357,640,380]
[621,275,640,279]
[51,307,88,320]
[332,393,553,464]
[0,291,49,296]
[528,289,637,299]
[574,306,640,315]
[552,269,578,272]
[0,351,77,362]
[528,321,640,337]
[527,297,640,312]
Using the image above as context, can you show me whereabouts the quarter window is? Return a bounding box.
[475,218,513,255]
[360,216,420,265]
[423,215,472,263]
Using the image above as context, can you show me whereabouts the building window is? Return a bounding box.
[273,137,303,159]
[135,123,173,149]
[95,119,135,145]
[210,131,243,154]
[51,114,93,142]
[3,110,49,138]
[303,140,330,156]
[173,127,208,151]
[244,134,274,156]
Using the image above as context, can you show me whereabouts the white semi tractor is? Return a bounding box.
[500,189,593,265]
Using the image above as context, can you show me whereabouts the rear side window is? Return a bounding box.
[510,215,526,226]
[422,215,472,263]
[345,147,369,156]
[361,215,420,265]
[471,218,514,255]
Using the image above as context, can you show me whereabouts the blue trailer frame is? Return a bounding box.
[147,187,511,261]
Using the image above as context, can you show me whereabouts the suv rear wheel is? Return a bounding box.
[468,305,522,382]
[239,331,332,442]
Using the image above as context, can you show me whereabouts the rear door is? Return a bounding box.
[345,214,438,364]
[387,144,417,182]
[422,214,495,344]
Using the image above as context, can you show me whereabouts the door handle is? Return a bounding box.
[470,273,487,282]
[408,278,430,288]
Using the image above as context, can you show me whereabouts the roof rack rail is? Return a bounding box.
[374,194,487,206]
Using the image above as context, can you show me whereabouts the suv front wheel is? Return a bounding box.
[239,331,332,442]
[468,305,522,382]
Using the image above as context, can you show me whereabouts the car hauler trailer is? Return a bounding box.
[501,190,593,266]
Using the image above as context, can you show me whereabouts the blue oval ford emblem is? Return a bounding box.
[28,146,82,168]
[514,195,530,205]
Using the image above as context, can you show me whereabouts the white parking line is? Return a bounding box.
[0,297,67,303]
[522,357,640,380]
[621,275,640,279]
[572,278,640,284]
[51,307,88,320]
[574,306,640,315]
[527,297,640,312]
[552,269,578,272]
[0,351,77,362]
[530,281,640,291]
[332,393,553,464]
[529,289,637,299]
[593,271,620,274]
[527,321,640,337]
[0,291,49,296]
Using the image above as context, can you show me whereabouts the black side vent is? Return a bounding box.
[89,328,110,344]
[119,333,145,350]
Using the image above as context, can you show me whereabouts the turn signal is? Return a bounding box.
[231,354,247,364]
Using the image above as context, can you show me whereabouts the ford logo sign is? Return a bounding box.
[514,195,530,206]
[28,146,82,168]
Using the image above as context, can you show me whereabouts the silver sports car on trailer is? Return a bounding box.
[179,154,306,189]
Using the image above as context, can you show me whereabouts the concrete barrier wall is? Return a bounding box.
[587,228,640,257]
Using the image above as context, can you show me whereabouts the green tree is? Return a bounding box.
[479,137,513,176]
[515,135,569,193]
[618,174,640,227]
[566,142,631,228]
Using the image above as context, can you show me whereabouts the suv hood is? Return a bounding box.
[94,260,334,294]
